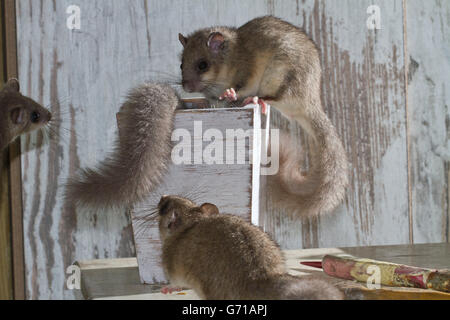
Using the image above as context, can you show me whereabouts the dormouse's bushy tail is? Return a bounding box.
[268,107,349,218]
[274,274,344,300]
[66,83,180,209]
[251,274,343,300]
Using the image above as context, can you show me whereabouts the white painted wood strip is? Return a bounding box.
[76,258,138,271]
[251,104,262,226]
[131,107,259,284]
[406,0,450,243]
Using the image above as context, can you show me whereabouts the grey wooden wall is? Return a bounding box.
[15,0,449,299]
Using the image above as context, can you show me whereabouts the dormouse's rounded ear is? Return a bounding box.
[207,32,225,54]
[200,203,219,216]
[5,78,20,92]
[10,107,26,124]
[179,33,188,47]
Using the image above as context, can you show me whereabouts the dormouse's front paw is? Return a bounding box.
[242,96,268,115]
[219,88,238,102]
[161,286,183,295]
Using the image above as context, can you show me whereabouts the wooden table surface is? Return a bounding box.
[77,243,450,300]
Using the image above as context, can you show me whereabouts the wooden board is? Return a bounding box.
[405,0,450,243]
[131,107,261,284]
[0,3,14,300]
[14,0,449,299]
[76,258,164,300]
[77,243,450,300]
[254,0,410,248]
[4,0,25,300]
[0,152,13,300]
[16,0,145,299]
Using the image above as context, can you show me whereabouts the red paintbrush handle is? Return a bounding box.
[300,261,323,269]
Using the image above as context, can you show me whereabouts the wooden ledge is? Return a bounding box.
[77,243,450,300]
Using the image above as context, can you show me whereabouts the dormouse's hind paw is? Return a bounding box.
[242,96,268,115]
[219,88,238,102]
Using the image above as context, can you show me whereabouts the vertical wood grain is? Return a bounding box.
[260,0,410,248]
[402,0,414,244]
[16,0,152,299]
[0,3,14,299]
[5,0,25,300]
[317,0,408,246]
[406,0,450,243]
[0,154,13,300]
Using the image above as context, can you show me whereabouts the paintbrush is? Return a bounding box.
[301,255,450,293]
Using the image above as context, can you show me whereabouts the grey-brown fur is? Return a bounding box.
[66,83,180,209]
[179,16,349,218]
[158,195,344,300]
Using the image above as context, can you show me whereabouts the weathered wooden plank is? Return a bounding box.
[258,0,410,248]
[5,0,26,300]
[132,107,260,284]
[16,0,155,299]
[406,0,450,243]
[0,3,14,300]
[77,243,450,300]
[0,153,13,300]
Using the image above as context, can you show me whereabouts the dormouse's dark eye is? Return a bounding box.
[180,63,183,70]
[30,111,40,123]
[197,60,209,72]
